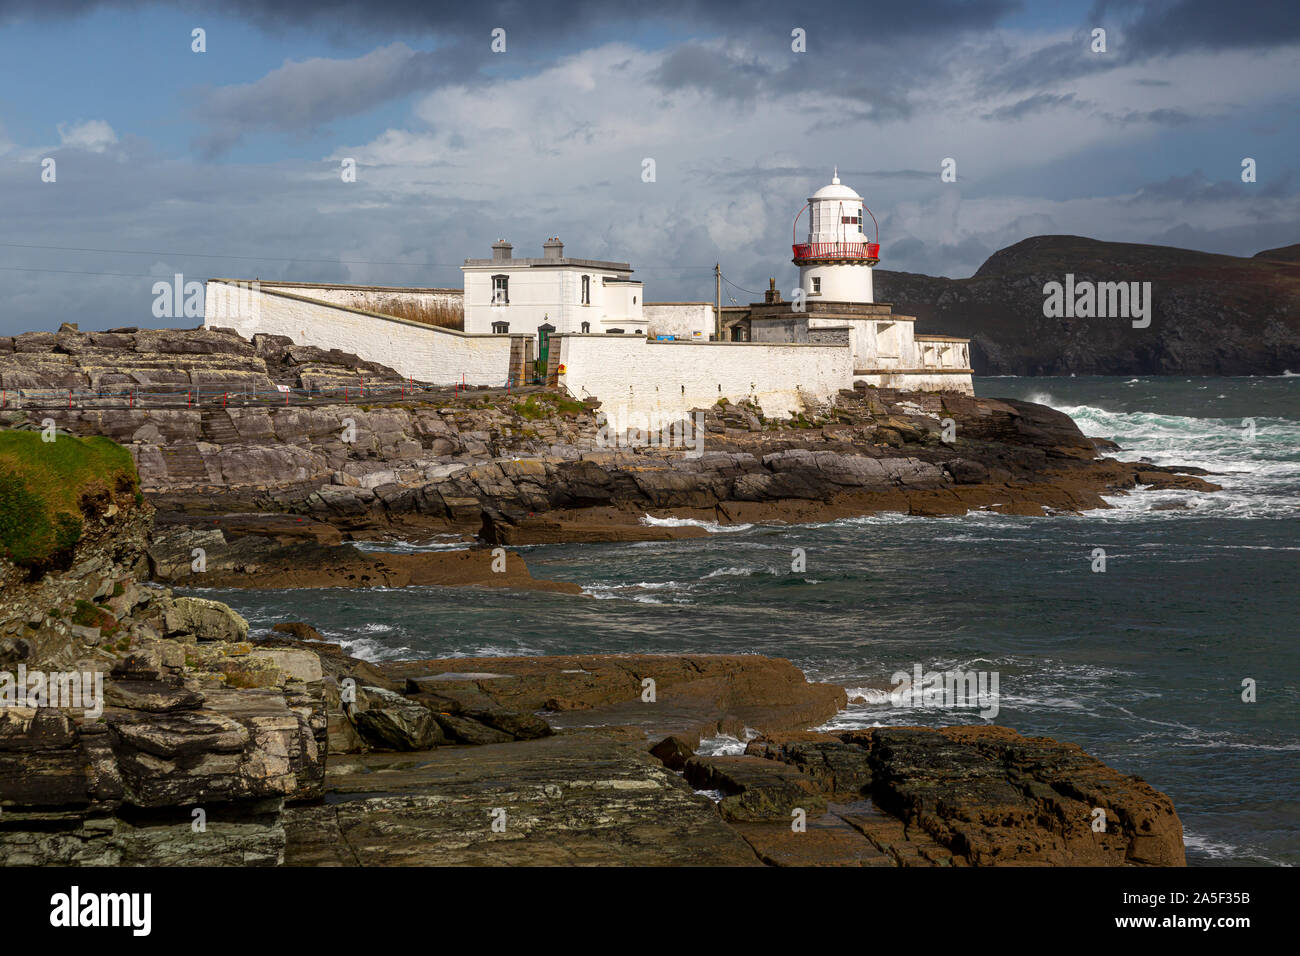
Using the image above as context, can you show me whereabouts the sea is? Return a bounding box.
[189,376,1300,867]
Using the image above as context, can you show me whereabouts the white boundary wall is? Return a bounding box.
[259,283,461,314]
[854,370,974,394]
[556,334,853,431]
[204,280,514,386]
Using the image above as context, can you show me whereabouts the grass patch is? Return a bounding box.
[555,397,586,416]
[71,599,120,637]
[512,397,547,420]
[513,394,589,421]
[0,431,139,571]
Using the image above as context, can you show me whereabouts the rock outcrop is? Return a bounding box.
[714,727,1185,866]
[0,451,326,865]
[147,526,581,593]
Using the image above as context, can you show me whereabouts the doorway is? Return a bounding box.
[535,322,555,384]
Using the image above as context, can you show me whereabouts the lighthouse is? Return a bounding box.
[791,168,880,303]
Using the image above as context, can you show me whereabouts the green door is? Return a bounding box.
[535,323,555,383]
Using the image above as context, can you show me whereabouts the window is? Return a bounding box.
[491,321,510,334]
[632,295,637,304]
[581,275,590,305]
[811,277,821,294]
[607,328,624,334]
[580,321,590,333]
[491,274,509,305]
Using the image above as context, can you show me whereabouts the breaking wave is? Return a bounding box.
[1025,398,1300,519]
[640,514,753,533]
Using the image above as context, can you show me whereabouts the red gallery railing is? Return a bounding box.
[791,241,881,260]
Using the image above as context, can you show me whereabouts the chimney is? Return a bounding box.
[764,277,783,304]
[543,237,564,260]
[492,239,512,261]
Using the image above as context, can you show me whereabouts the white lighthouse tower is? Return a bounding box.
[792,168,880,303]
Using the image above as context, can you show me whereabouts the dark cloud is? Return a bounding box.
[191,43,476,156]
[1111,106,1195,125]
[0,0,1018,37]
[989,1,1300,95]
[650,36,925,120]
[1134,168,1296,202]
[652,44,773,103]
[986,36,1115,94]
[980,94,1195,129]
[1104,0,1300,55]
[982,92,1085,121]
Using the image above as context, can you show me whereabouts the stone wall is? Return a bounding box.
[204,280,519,387]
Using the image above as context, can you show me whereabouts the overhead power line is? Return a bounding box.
[719,271,765,297]
[0,239,715,272]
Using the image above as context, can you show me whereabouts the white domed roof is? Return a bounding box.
[810,167,860,201]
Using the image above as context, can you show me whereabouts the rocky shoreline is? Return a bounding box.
[0,324,1200,865]
[2,325,1219,590]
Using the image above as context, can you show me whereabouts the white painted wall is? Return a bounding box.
[556,334,853,432]
[917,338,971,370]
[204,280,516,386]
[599,282,644,332]
[854,370,974,394]
[801,261,874,303]
[643,303,713,339]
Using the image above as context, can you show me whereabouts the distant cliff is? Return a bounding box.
[875,236,1300,375]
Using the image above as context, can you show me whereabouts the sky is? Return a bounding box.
[0,0,1297,334]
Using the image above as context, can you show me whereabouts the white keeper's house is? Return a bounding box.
[461,238,654,337]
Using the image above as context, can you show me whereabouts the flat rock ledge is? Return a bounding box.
[701,727,1185,867]
[276,643,1182,867]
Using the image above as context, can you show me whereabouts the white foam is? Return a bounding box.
[640,514,753,533]
[353,536,471,554]
[695,730,757,756]
[1028,401,1300,519]
[844,687,892,704]
[702,565,775,579]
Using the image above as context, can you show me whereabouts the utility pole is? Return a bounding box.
[714,263,722,341]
